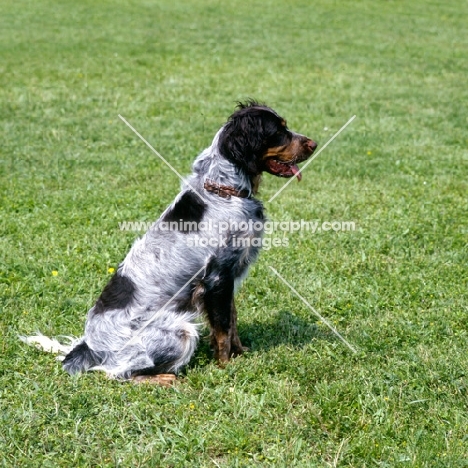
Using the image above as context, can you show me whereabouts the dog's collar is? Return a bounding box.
[203,179,250,199]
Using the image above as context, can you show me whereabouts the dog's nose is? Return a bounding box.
[306,139,318,152]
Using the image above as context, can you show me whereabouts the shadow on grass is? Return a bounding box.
[189,310,338,368]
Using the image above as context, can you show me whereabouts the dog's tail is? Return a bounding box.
[19,334,75,356]
[61,341,103,375]
[19,334,102,375]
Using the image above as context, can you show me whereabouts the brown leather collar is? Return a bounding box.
[203,179,250,199]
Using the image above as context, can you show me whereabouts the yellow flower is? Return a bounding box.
[367,151,372,155]
[108,267,115,274]
[52,270,58,276]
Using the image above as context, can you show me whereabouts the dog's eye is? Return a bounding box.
[265,130,289,147]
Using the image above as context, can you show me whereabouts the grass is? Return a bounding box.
[1,0,467,466]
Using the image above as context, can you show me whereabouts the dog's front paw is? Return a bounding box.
[214,348,231,366]
[230,345,249,358]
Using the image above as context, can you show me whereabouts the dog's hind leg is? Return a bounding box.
[128,313,199,380]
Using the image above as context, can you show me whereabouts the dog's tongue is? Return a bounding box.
[291,164,302,182]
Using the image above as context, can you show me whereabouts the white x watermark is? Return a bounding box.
[118,111,358,354]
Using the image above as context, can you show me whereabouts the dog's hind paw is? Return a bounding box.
[132,374,177,387]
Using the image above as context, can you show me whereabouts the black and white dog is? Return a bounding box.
[23,101,317,385]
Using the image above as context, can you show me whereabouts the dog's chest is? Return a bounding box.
[222,200,265,260]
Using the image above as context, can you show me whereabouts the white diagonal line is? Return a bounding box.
[118,114,209,204]
[120,263,206,352]
[268,115,356,203]
[268,266,358,353]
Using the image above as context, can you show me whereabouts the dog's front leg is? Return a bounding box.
[206,295,248,363]
[206,301,232,364]
[229,298,248,357]
[204,268,234,364]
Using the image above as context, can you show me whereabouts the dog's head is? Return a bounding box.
[218,101,317,181]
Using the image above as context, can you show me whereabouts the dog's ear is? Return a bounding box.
[218,113,265,176]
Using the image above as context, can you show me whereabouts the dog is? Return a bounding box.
[22,101,317,385]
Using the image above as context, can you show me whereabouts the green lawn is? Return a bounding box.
[1,0,467,466]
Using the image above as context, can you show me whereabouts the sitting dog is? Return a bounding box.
[23,101,317,385]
